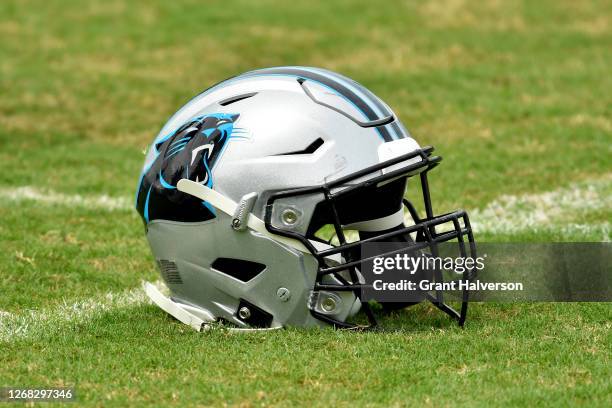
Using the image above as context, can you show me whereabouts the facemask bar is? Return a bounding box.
[264,147,477,329]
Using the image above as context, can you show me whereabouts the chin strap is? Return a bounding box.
[177,179,309,253]
[144,282,282,332]
[144,281,212,331]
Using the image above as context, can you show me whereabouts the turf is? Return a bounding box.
[0,0,610,406]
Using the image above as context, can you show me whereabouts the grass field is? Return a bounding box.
[0,0,611,406]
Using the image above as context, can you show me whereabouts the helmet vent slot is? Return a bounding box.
[218,92,257,106]
[275,137,324,156]
[211,258,266,282]
[157,260,183,284]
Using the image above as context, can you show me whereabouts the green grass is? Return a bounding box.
[0,0,610,406]
[2,303,610,406]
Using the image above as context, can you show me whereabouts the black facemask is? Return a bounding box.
[264,147,477,328]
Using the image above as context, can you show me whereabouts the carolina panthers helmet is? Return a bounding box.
[136,66,476,330]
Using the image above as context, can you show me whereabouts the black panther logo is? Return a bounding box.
[136,113,240,223]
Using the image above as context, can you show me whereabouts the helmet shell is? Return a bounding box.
[137,67,418,327]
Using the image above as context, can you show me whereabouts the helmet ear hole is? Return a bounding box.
[210,258,266,282]
[157,260,183,285]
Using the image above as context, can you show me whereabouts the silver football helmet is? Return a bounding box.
[136,66,476,330]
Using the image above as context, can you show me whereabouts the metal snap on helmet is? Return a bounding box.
[136,66,476,331]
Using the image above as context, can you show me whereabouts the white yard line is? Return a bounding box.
[0,186,131,211]
[468,177,611,237]
[0,285,150,342]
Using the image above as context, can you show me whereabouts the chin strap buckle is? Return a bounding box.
[231,192,258,231]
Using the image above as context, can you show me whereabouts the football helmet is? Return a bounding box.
[136,66,476,330]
